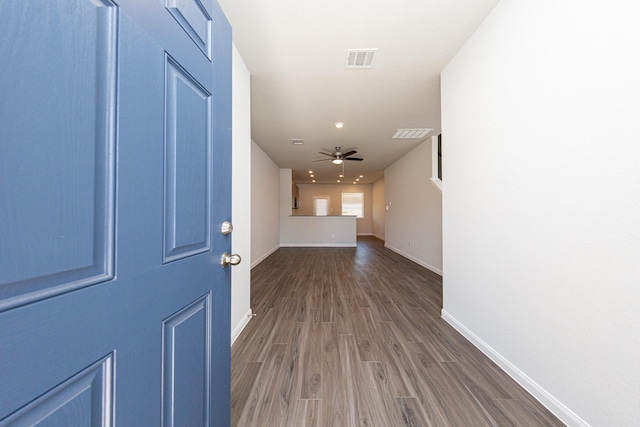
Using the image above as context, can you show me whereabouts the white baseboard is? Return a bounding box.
[357,232,373,236]
[372,234,385,241]
[280,243,356,248]
[250,244,279,269]
[384,244,443,276]
[441,310,589,427]
[231,308,253,346]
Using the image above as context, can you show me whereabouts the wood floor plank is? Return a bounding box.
[286,399,320,427]
[350,305,381,362]
[297,309,322,400]
[232,237,565,427]
[334,295,355,335]
[230,361,262,427]
[493,398,563,427]
[396,397,433,427]
[235,343,287,427]
[343,335,387,426]
[414,362,495,427]
[267,322,303,423]
[320,323,352,426]
[231,309,278,363]
[338,334,361,426]
[373,322,416,397]
[270,294,300,344]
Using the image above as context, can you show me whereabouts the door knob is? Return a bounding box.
[220,252,241,268]
[221,221,233,235]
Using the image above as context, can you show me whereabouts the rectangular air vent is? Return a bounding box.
[291,139,304,145]
[345,49,378,69]
[392,128,433,139]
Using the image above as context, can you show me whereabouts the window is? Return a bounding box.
[313,196,330,216]
[341,192,364,218]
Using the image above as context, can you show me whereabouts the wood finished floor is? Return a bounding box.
[231,237,564,427]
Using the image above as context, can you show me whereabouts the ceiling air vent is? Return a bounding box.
[392,128,433,139]
[345,49,378,69]
[291,139,304,145]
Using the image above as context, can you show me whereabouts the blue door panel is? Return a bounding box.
[166,0,213,59]
[164,55,212,262]
[0,0,232,424]
[162,294,212,426]
[0,0,117,311]
[0,355,114,426]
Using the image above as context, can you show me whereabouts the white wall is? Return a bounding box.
[230,44,252,344]
[441,1,640,426]
[371,177,385,240]
[384,141,443,274]
[296,183,373,235]
[251,141,280,267]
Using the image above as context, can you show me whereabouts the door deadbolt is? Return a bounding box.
[221,221,233,235]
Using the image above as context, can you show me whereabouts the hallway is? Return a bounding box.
[231,237,563,426]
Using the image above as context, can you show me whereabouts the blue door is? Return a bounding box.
[0,0,233,425]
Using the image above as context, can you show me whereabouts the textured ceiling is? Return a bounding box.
[217,0,500,184]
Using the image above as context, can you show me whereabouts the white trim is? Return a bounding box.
[384,243,443,276]
[357,232,373,236]
[231,308,253,346]
[430,177,443,193]
[280,243,356,248]
[250,244,279,269]
[372,234,385,241]
[441,310,590,427]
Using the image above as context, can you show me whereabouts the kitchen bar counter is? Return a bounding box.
[280,215,356,247]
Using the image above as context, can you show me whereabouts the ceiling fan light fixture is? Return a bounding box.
[332,159,344,165]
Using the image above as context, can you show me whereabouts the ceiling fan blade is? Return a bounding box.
[345,157,363,161]
[342,150,357,157]
[313,158,332,162]
[318,151,334,157]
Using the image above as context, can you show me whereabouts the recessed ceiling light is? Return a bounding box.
[353,182,357,184]
[359,175,364,178]
[309,170,313,174]
[339,174,344,178]
[356,179,360,181]
[310,174,314,178]
[337,180,341,183]
[335,122,344,129]
[312,180,316,183]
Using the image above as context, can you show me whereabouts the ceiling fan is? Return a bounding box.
[314,146,363,165]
